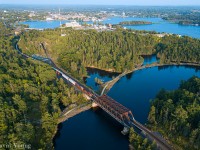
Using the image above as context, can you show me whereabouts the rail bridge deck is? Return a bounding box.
[15,42,172,150]
[95,95,134,127]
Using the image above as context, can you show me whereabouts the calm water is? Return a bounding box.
[21,20,69,29]
[85,68,119,92]
[22,17,200,38]
[103,17,200,39]
[142,54,158,65]
[50,16,200,150]
[54,65,200,150]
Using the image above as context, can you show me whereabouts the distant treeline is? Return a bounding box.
[163,13,200,26]
[178,21,200,26]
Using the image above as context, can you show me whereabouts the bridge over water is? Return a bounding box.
[54,66,172,150]
[16,44,172,150]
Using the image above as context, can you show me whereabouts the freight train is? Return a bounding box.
[53,67,93,97]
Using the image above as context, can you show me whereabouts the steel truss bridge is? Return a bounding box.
[16,45,172,150]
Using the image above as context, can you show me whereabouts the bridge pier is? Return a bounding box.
[92,102,98,108]
[121,127,129,135]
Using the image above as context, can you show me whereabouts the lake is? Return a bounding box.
[21,20,69,29]
[35,16,200,150]
[22,17,200,39]
[103,17,200,39]
[54,65,200,150]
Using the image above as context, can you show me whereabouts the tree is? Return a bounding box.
[148,106,157,124]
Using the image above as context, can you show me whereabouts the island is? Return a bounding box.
[119,21,152,26]
[163,13,200,26]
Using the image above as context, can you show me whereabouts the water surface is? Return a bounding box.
[142,54,158,65]
[103,17,200,39]
[22,17,200,38]
[55,65,200,150]
[21,20,69,29]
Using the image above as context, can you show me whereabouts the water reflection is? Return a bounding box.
[142,54,159,65]
[55,65,200,150]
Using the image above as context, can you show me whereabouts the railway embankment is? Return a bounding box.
[100,62,200,95]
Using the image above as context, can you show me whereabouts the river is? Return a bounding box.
[54,63,200,150]
[25,17,200,150]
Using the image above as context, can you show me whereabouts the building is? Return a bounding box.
[65,21,81,28]
[46,17,54,21]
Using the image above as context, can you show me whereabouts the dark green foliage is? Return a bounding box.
[18,29,200,80]
[129,128,157,150]
[18,29,159,76]
[156,36,200,64]
[0,35,87,149]
[119,21,152,25]
[148,77,200,149]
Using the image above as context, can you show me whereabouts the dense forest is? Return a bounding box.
[156,35,200,64]
[0,34,87,149]
[18,28,200,78]
[18,29,158,76]
[148,77,200,150]
[119,21,152,25]
[0,21,13,36]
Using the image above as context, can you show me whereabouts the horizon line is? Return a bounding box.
[1,4,200,7]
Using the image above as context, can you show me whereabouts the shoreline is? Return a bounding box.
[56,62,200,122]
[53,103,92,148]
[99,62,200,93]
[127,62,200,74]
[53,62,200,148]
[87,66,121,73]
[58,103,92,123]
[88,62,200,75]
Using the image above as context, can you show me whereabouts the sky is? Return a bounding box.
[1,0,200,6]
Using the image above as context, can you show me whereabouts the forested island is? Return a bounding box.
[163,13,200,26]
[147,77,200,150]
[119,21,152,26]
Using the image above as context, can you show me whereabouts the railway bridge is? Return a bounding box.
[16,46,172,150]
[52,66,172,150]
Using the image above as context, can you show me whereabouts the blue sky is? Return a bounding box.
[1,0,200,6]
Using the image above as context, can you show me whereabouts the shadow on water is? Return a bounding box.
[125,72,133,80]
[142,54,159,65]
[86,67,119,78]
[158,65,200,72]
[54,54,200,150]
[54,109,129,150]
